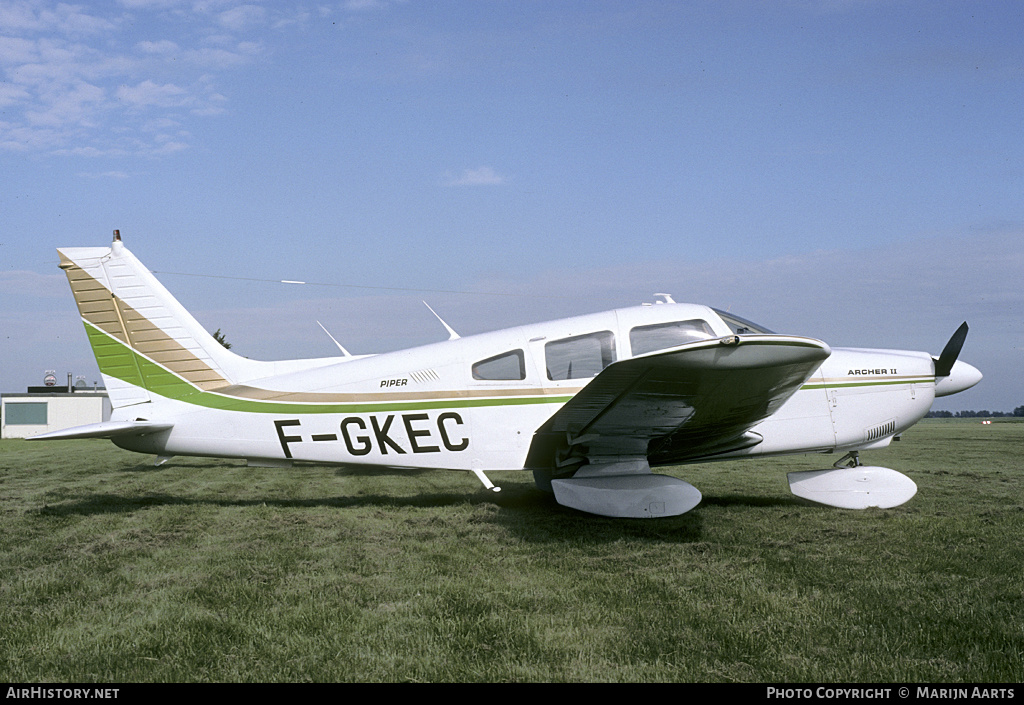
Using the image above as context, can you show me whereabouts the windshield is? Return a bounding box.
[712,309,775,335]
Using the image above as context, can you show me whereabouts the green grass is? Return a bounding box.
[1,420,1022,682]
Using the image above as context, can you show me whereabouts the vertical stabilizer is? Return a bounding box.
[58,238,245,409]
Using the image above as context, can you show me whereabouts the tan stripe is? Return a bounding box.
[212,383,585,404]
[62,253,587,403]
[61,255,228,391]
[62,256,128,344]
[819,375,931,384]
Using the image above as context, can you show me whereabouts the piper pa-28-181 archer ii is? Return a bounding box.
[32,232,983,518]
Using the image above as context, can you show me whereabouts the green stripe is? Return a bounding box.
[86,322,571,414]
[85,322,147,389]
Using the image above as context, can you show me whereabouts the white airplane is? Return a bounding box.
[32,233,983,518]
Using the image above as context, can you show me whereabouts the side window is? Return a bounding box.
[630,320,715,356]
[713,309,775,335]
[472,350,526,381]
[545,331,615,380]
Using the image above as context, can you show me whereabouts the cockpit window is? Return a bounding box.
[545,331,615,380]
[629,319,715,356]
[472,349,526,381]
[712,309,775,335]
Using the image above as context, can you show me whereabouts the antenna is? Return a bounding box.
[316,321,353,357]
[423,301,460,340]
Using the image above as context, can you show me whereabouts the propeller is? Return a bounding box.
[933,322,969,378]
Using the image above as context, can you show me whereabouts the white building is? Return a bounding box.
[1,391,111,439]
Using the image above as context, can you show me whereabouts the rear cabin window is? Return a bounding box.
[472,350,526,380]
[545,331,615,380]
[629,319,715,356]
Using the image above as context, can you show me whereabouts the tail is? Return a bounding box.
[58,234,254,410]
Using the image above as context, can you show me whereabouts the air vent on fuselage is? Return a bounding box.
[409,369,440,384]
[865,419,897,443]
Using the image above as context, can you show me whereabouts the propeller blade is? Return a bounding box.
[933,322,969,378]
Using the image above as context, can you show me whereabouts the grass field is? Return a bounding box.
[1,420,1021,682]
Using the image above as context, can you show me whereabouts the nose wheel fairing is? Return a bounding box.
[788,465,917,509]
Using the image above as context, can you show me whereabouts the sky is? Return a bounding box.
[1,0,1022,413]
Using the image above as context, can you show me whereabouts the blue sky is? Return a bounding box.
[1,0,1022,412]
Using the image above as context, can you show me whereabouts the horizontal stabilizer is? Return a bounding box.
[28,420,174,441]
[788,466,917,509]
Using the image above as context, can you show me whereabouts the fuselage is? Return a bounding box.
[112,301,953,471]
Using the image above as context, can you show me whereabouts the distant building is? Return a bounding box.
[1,389,110,439]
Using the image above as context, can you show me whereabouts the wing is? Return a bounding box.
[525,335,830,470]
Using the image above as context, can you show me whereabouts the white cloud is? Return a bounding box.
[0,122,54,151]
[116,0,184,8]
[345,0,380,10]
[444,166,505,187]
[0,2,39,32]
[117,80,190,108]
[37,79,105,119]
[0,2,115,36]
[43,4,117,36]
[52,144,128,157]
[218,4,266,32]
[136,39,180,55]
[0,81,32,107]
[181,45,256,69]
[344,0,395,10]
[0,36,39,64]
[149,139,188,154]
[0,1,270,156]
[78,170,132,179]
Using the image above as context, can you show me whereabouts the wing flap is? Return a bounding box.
[526,335,830,469]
